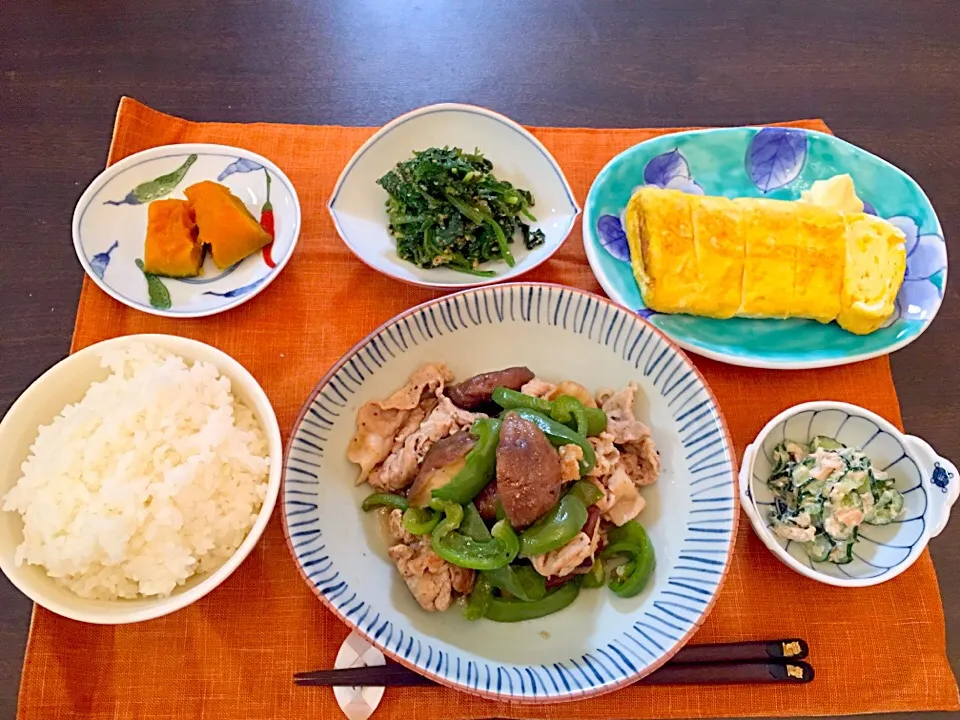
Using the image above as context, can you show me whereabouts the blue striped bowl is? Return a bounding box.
[740,401,959,587]
[282,283,738,702]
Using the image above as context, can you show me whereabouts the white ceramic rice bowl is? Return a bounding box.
[0,334,282,624]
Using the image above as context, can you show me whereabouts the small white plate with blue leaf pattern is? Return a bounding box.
[740,401,959,587]
[583,127,947,370]
[283,283,738,702]
[72,143,300,318]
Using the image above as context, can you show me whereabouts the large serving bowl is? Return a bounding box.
[283,283,738,702]
[328,103,580,289]
[0,334,283,624]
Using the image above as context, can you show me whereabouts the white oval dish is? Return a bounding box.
[0,334,282,623]
[328,103,580,289]
[283,283,738,703]
[739,401,958,587]
[73,144,301,317]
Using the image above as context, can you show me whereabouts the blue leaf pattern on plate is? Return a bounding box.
[597,215,630,262]
[643,149,690,186]
[747,128,808,192]
[884,214,946,322]
[89,241,119,280]
[642,150,704,195]
[217,157,264,182]
[103,192,139,207]
[906,234,946,281]
[862,200,877,216]
[899,280,941,320]
[174,260,242,285]
[658,175,705,195]
[202,275,268,298]
[887,216,920,254]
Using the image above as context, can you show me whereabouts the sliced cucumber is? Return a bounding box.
[809,436,845,452]
[799,479,826,500]
[865,489,904,525]
[828,540,855,564]
[785,441,807,461]
[767,472,792,494]
[798,498,823,527]
[791,463,813,487]
[770,443,792,474]
[804,533,833,562]
[845,450,871,472]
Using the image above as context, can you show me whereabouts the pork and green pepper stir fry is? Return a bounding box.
[348,364,660,622]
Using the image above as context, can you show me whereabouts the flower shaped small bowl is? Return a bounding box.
[73,143,301,318]
[328,103,580,289]
[739,401,958,587]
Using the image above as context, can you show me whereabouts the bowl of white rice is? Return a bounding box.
[0,334,281,624]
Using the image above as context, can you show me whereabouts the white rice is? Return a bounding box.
[3,342,270,600]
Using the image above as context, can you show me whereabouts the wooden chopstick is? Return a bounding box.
[294,639,812,688]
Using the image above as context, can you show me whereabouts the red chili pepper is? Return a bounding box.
[260,169,276,268]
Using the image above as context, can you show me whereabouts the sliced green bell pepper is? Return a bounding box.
[460,502,492,541]
[402,506,442,535]
[464,574,493,621]
[431,500,519,570]
[491,387,606,437]
[550,395,590,436]
[506,408,596,476]
[432,418,501,505]
[431,500,465,537]
[518,494,589,558]
[567,480,604,507]
[599,520,655,598]
[361,492,409,512]
[485,579,580,622]
[482,564,547,602]
[580,560,606,589]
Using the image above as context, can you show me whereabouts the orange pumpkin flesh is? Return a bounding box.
[142,199,203,278]
[185,181,272,269]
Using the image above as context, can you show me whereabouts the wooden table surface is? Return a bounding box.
[2,1,958,718]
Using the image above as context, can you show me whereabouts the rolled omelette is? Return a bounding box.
[623,187,907,335]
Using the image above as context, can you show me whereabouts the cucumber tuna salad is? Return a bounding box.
[766,436,904,564]
[2,343,270,600]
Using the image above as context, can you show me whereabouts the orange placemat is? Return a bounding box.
[17,98,958,720]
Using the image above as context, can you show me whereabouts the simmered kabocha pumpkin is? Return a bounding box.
[184,181,272,269]
[142,199,203,278]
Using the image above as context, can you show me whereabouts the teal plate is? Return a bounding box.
[582,127,946,369]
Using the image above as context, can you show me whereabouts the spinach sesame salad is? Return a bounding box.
[766,436,905,564]
[376,147,546,277]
